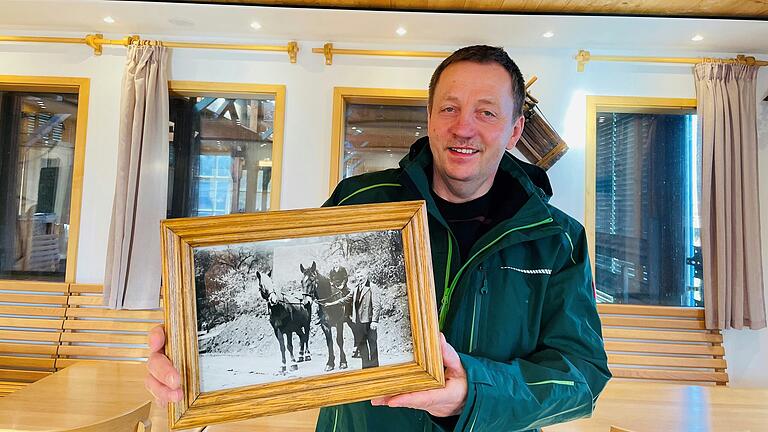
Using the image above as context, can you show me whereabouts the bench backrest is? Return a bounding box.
[0,282,161,396]
[598,304,728,385]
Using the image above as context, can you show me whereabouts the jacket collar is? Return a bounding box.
[398,137,556,233]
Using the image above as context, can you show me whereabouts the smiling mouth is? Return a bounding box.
[449,147,479,155]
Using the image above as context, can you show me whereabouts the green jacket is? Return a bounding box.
[316,138,610,432]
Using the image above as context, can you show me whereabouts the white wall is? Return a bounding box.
[1,27,766,385]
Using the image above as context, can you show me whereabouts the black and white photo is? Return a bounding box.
[193,230,414,392]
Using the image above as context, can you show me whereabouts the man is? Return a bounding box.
[325,274,381,368]
[328,263,360,358]
[328,264,353,320]
[147,45,610,431]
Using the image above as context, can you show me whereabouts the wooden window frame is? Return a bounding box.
[585,95,697,276]
[0,75,90,286]
[329,87,428,195]
[168,81,286,211]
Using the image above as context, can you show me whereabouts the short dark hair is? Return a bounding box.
[428,45,525,118]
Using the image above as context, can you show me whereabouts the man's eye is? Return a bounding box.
[442,107,456,113]
[481,110,496,118]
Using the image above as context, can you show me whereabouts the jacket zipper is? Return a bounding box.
[441,229,459,321]
[469,266,488,353]
[439,217,554,329]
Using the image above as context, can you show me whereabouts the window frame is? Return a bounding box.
[329,87,428,194]
[585,95,698,309]
[0,75,90,286]
[168,81,286,212]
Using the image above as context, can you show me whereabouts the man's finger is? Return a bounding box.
[147,351,180,389]
[148,325,166,353]
[384,389,437,409]
[370,395,394,406]
[145,373,183,404]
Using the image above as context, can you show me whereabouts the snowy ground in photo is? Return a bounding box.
[200,350,414,392]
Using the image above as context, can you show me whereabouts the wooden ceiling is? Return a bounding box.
[170,0,768,19]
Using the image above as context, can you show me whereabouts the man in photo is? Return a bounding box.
[326,273,381,368]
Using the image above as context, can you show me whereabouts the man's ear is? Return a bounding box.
[505,115,526,151]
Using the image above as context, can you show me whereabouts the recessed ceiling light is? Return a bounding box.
[542,31,555,38]
[250,21,262,30]
[396,27,407,36]
[692,34,704,42]
[103,16,115,24]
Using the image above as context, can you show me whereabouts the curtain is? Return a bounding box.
[103,45,169,309]
[695,62,766,329]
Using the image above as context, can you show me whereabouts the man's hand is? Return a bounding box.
[371,333,467,417]
[145,325,183,404]
[370,321,378,331]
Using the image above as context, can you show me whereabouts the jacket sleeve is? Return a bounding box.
[447,225,611,432]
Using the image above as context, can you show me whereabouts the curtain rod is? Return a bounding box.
[575,49,768,72]
[312,43,450,65]
[0,34,299,63]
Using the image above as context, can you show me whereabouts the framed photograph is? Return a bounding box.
[161,200,444,429]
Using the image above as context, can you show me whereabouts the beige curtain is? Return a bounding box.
[695,62,766,329]
[103,45,169,309]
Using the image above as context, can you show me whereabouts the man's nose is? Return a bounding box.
[448,111,476,138]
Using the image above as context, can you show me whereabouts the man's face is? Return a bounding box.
[427,61,524,200]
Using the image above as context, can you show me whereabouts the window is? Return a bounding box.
[0,76,88,283]
[167,82,285,218]
[329,88,428,192]
[586,96,701,307]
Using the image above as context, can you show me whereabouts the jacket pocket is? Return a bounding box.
[473,266,539,361]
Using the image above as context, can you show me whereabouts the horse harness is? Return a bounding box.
[304,271,348,306]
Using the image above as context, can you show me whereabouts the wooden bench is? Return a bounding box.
[1,284,727,400]
[0,282,162,397]
[597,304,728,385]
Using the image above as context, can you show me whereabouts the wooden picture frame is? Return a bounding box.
[161,201,443,429]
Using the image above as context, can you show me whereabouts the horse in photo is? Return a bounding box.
[257,271,311,373]
[300,261,350,371]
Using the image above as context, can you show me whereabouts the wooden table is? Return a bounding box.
[4,362,766,432]
[151,381,768,432]
[0,362,152,431]
[545,381,768,432]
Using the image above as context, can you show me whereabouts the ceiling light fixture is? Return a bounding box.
[542,31,555,38]
[396,27,407,36]
[692,34,704,42]
[103,16,115,24]
[250,21,262,30]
